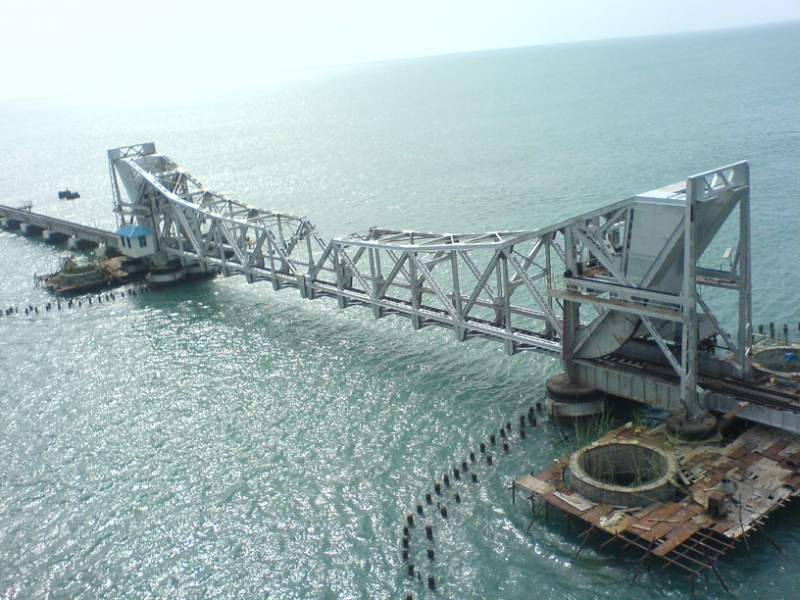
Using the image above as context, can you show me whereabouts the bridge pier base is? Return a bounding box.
[68,237,99,250]
[185,261,217,280]
[545,373,605,421]
[43,230,70,244]
[297,275,311,299]
[1,218,22,230]
[21,223,44,236]
[147,260,185,286]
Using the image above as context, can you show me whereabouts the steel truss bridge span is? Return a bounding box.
[109,144,797,431]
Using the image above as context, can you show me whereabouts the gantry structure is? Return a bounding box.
[108,144,797,431]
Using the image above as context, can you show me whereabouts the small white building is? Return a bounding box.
[115,224,156,258]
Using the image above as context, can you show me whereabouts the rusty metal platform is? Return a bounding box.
[514,423,800,592]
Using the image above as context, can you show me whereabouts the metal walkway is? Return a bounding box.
[105,143,798,431]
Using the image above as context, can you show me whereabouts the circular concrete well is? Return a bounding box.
[569,441,677,507]
[752,345,800,382]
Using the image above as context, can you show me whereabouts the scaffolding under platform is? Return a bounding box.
[513,422,800,593]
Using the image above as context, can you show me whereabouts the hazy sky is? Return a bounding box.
[1,0,797,101]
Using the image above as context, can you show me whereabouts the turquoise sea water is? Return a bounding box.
[1,21,799,600]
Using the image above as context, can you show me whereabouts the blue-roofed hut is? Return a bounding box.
[115,224,155,258]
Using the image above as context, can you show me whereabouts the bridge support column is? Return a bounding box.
[68,237,99,250]
[43,230,70,244]
[449,253,466,342]
[1,218,21,230]
[334,250,352,309]
[371,276,384,319]
[20,223,44,236]
[545,374,605,421]
[561,299,580,380]
[409,252,422,330]
[561,224,581,382]
[736,163,752,374]
[297,274,308,298]
[681,177,701,418]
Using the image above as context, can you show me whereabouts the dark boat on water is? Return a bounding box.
[57,189,80,200]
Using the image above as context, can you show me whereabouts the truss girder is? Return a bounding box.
[507,252,562,337]
[107,145,752,400]
[321,235,561,353]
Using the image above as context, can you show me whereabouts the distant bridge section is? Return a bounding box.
[0,203,119,248]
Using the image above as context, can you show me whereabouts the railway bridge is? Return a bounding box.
[99,143,795,433]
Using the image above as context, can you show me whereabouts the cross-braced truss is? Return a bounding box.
[109,144,751,413]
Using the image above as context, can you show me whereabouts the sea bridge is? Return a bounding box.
[102,143,799,433]
[3,143,796,432]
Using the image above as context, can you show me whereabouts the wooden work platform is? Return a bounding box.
[514,422,800,591]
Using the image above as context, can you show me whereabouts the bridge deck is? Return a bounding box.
[0,204,119,247]
[574,354,800,431]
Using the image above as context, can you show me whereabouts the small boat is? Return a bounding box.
[57,189,80,200]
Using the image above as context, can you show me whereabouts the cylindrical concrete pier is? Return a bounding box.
[545,373,605,420]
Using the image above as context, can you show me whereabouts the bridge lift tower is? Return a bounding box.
[108,144,797,433]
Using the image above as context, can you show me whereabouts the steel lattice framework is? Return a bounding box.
[109,144,751,416]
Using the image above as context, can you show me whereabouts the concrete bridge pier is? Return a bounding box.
[545,373,606,421]
[43,230,70,244]
[1,217,21,230]
[20,223,44,236]
[68,237,99,250]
